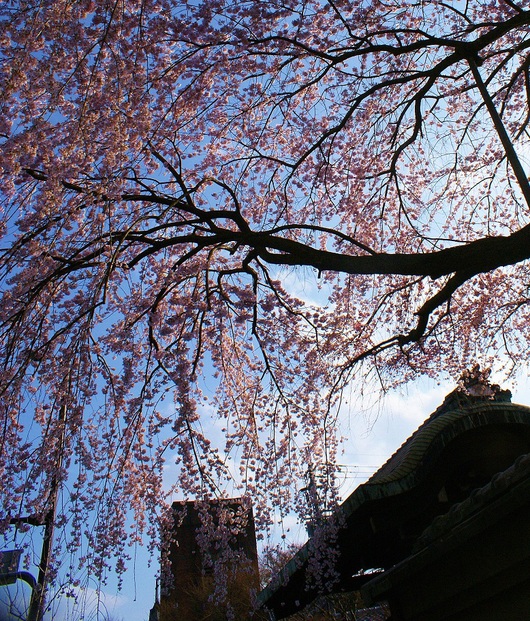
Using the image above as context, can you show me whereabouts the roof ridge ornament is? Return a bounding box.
[458,365,498,396]
[431,366,512,420]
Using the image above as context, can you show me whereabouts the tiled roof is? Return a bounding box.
[413,451,530,552]
[339,389,527,514]
[365,388,512,485]
[259,386,530,618]
[355,604,390,620]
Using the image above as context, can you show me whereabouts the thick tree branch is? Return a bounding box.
[244,226,530,280]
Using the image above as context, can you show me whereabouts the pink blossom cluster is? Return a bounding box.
[0,0,529,605]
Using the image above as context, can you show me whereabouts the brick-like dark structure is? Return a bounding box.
[159,498,260,621]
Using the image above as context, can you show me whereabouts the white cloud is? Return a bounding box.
[48,585,131,621]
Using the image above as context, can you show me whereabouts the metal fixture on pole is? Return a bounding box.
[0,548,39,620]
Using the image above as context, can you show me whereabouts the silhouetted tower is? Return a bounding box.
[158,498,260,621]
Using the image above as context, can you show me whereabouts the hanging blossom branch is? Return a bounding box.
[2,0,530,605]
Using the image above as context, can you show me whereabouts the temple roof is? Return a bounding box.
[361,448,530,619]
[259,383,530,619]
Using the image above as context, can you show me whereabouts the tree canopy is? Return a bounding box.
[1,0,530,600]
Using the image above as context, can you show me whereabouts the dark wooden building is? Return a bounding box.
[259,379,530,620]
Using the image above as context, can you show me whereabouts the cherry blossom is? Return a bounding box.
[1,0,530,608]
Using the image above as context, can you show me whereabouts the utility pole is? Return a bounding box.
[301,465,323,537]
[27,404,66,621]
